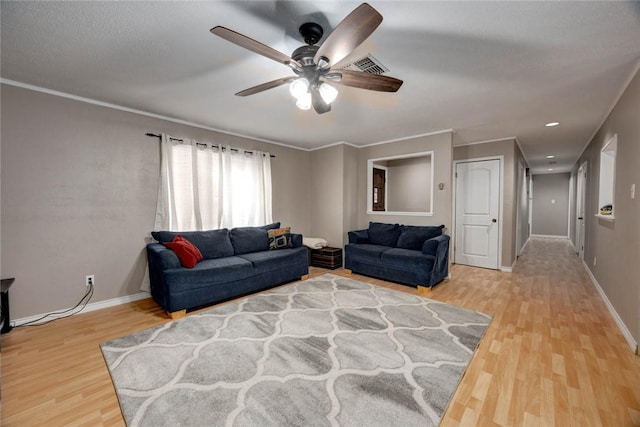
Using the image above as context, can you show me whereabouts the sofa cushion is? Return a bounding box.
[151,229,234,260]
[237,247,305,275]
[230,222,281,255]
[344,243,392,263]
[268,227,293,250]
[380,248,436,272]
[396,225,444,250]
[367,222,402,247]
[261,222,281,231]
[163,257,254,292]
[162,235,203,268]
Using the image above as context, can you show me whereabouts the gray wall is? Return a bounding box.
[308,144,360,249]
[386,156,431,212]
[573,66,640,344]
[531,173,570,236]
[1,84,311,319]
[453,138,525,268]
[309,145,345,247]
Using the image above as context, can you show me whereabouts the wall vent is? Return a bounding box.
[342,54,389,75]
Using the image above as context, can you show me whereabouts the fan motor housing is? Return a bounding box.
[292,45,319,66]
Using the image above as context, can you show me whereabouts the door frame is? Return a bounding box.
[372,166,388,211]
[575,161,587,260]
[452,156,504,270]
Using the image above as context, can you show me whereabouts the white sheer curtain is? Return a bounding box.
[154,134,272,231]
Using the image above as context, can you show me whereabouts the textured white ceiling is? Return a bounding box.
[2,1,640,174]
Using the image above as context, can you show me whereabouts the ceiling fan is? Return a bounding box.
[210,3,403,114]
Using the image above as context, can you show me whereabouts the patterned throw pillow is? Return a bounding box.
[162,235,203,268]
[268,227,293,250]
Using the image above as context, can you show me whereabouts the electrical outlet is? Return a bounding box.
[86,275,95,287]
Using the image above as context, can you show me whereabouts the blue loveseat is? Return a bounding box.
[147,223,308,317]
[344,222,450,290]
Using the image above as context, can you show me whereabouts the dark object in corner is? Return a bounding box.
[1,277,15,334]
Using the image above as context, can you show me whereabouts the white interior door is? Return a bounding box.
[576,162,587,259]
[455,159,501,269]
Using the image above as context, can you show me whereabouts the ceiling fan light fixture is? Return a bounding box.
[319,82,339,104]
[289,78,310,99]
[296,92,312,110]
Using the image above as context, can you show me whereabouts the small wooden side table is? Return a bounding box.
[310,247,343,270]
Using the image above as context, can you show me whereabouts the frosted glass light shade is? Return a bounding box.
[296,92,312,110]
[319,82,338,104]
[289,78,309,99]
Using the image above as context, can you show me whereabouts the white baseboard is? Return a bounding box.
[518,236,531,256]
[500,266,513,273]
[582,260,637,352]
[13,292,151,327]
[530,234,569,239]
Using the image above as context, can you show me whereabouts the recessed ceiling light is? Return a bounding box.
[547,168,553,171]
[545,122,560,127]
[545,155,555,159]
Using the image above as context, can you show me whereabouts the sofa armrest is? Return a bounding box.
[290,233,303,248]
[421,235,449,256]
[146,243,181,270]
[348,229,369,244]
[422,235,450,286]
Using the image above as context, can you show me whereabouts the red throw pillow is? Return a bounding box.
[162,235,203,268]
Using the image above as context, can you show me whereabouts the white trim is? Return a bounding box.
[12,292,150,327]
[359,129,454,148]
[529,234,569,239]
[308,140,359,151]
[568,171,575,245]
[520,236,532,255]
[453,136,516,147]
[367,151,435,216]
[500,266,513,273]
[582,260,638,352]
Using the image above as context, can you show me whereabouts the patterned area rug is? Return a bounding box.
[101,274,491,426]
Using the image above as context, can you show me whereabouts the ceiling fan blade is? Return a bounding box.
[211,26,301,68]
[235,76,297,97]
[331,69,403,92]
[311,89,331,114]
[313,3,383,67]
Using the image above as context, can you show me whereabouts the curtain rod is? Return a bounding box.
[145,133,275,158]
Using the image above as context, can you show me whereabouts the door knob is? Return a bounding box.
[578,217,583,220]
[491,218,497,223]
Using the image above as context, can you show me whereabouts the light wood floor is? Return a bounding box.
[1,238,639,426]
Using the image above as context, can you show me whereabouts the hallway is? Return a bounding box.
[435,237,640,426]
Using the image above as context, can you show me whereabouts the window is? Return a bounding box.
[597,134,616,220]
[154,135,272,231]
[367,152,434,215]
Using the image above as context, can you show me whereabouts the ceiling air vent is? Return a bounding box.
[342,54,389,75]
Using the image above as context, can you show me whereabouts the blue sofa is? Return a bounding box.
[147,223,308,317]
[344,222,450,289]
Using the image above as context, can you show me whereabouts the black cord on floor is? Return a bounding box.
[15,283,94,327]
